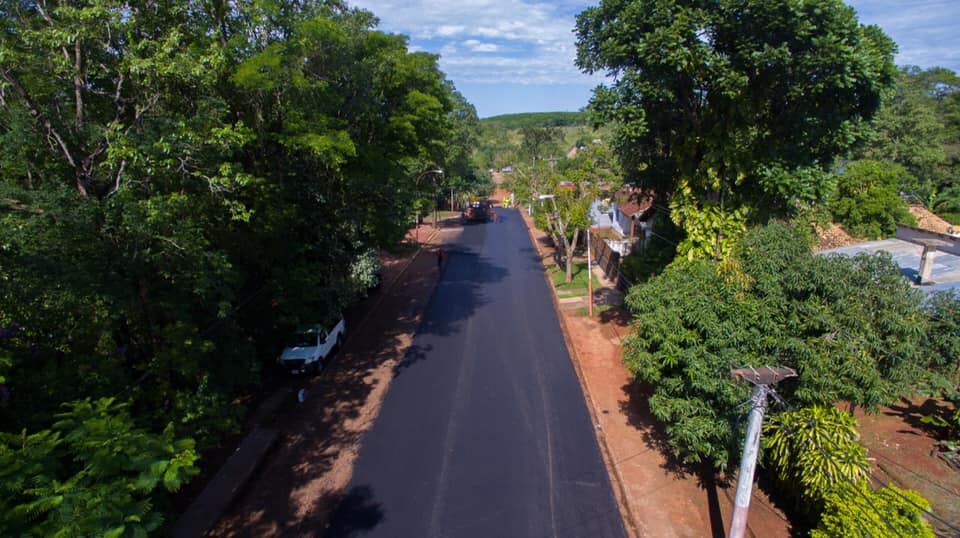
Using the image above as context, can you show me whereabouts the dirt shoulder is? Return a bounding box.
[208,222,462,537]
[520,210,791,538]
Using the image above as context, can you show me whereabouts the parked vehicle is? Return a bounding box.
[279,317,346,374]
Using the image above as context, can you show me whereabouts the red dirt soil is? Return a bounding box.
[909,205,958,236]
[521,209,791,538]
[857,398,960,536]
[208,222,461,537]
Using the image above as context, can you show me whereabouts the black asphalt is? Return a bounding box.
[326,209,627,538]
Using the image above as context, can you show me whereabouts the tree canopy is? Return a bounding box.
[853,66,960,221]
[623,223,929,469]
[0,1,481,533]
[575,0,898,259]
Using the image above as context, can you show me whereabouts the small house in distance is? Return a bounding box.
[590,184,657,255]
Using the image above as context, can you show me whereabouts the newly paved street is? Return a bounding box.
[326,209,626,538]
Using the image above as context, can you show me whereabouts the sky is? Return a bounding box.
[350,0,960,118]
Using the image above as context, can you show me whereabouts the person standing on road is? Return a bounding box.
[436,247,445,271]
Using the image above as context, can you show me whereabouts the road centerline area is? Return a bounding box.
[326,209,626,538]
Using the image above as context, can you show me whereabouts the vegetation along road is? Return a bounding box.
[325,209,626,538]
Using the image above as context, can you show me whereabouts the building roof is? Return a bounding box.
[820,239,960,296]
[615,186,656,220]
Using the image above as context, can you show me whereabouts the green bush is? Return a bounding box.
[623,223,928,469]
[829,160,916,238]
[532,209,549,233]
[933,185,960,223]
[921,292,960,389]
[811,482,934,538]
[765,406,870,513]
[939,212,960,225]
[0,398,199,537]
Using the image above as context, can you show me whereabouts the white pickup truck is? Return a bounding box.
[279,317,346,374]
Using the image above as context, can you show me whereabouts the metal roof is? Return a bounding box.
[820,238,960,296]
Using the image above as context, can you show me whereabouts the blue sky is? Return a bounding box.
[351,0,960,118]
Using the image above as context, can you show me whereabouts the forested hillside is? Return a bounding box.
[481,111,588,129]
[475,112,608,171]
[0,2,484,535]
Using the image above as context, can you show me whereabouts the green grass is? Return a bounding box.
[939,212,960,226]
[549,261,600,290]
[574,304,614,317]
[557,288,589,298]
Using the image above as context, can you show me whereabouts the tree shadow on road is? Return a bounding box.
[324,485,385,537]
[207,250,449,537]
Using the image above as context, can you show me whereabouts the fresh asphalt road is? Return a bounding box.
[326,209,627,538]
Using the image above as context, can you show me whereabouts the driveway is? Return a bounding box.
[326,208,626,537]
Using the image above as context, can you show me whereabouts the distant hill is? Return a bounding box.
[481,111,589,130]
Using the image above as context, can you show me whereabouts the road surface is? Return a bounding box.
[326,208,626,537]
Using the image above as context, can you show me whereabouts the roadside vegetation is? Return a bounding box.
[497,0,960,535]
[0,1,488,535]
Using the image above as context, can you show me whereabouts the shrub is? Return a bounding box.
[532,208,549,233]
[349,248,382,296]
[0,398,199,537]
[933,185,960,224]
[921,291,960,389]
[811,482,934,538]
[829,160,916,239]
[764,406,870,512]
[623,260,761,468]
[624,223,928,469]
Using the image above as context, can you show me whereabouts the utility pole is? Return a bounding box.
[728,366,797,538]
[587,227,593,316]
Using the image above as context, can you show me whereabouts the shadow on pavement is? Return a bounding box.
[208,245,445,537]
[392,248,509,376]
[325,485,385,538]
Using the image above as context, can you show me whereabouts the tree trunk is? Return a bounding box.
[565,228,580,283]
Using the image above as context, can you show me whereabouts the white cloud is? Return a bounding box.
[436,24,466,37]
[352,0,960,90]
[845,1,959,70]
[351,0,596,86]
[464,39,500,52]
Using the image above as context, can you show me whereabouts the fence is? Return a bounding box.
[590,233,636,293]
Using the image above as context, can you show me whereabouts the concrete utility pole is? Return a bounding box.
[587,227,594,317]
[728,366,797,538]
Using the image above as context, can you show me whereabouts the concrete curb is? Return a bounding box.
[519,210,640,538]
[173,428,279,538]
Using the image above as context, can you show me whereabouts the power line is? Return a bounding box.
[774,398,960,535]
[866,472,960,535]
[772,416,907,536]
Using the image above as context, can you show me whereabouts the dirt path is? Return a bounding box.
[209,222,462,537]
[520,210,792,538]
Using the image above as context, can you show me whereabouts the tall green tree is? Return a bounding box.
[858,68,952,203]
[550,143,621,282]
[0,1,476,532]
[575,0,898,259]
[623,223,928,468]
[829,160,916,238]
[519,125,563,164]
